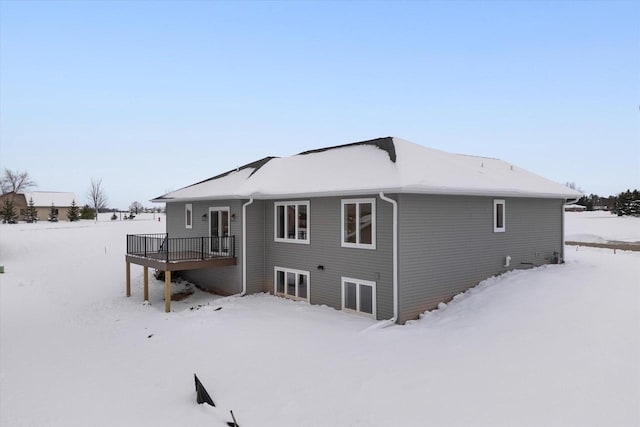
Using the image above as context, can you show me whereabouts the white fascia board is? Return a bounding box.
[152,185,580,203]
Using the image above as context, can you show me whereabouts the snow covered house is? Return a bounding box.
[125,137,581,321]
[0,191,78,221]
[564,203,587,212]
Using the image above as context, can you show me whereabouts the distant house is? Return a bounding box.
[126,137,581,321]
[564,204,587,212]
[0,191,78,221]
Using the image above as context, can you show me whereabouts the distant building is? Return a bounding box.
[564,204,587,212]
[0,191,78,221]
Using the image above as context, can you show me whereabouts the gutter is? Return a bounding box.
[379,192,398,323]
[241,198,254,296]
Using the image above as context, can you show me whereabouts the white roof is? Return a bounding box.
[565,204,587,210]
[23,192,78,207]
[154,137,582,202]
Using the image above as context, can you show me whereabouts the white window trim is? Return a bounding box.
[208,206,231,255]
[274,266,310,302]
[185,203,193,229]
[493,199,506,233]
[341,277,377,319]
[274,201,310,244]
[341,198,376,249]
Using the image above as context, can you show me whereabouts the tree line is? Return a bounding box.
[565,182,640,216]
[1,169,108,223]
[566,182,640,216]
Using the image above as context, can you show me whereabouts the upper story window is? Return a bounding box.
[274,201,309,244]
[185,203,193,229]
[341,198,376,249]
[493,199,505,232]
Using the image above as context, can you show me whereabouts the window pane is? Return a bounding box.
[277,270,285,293]
[496,203,504,228]
[359,285,373,314]
[359,203,372,244]
[298,204,307,240]
[211,212,218,237]
[298,274,308,299]
[277,205,285,239]
[345,204,357,243]
[211,212,219,252]
[344,282,357,310]
[287,272,296,296]
[287,205,296,239]
[186,206,192,226]
[221,211,229,237]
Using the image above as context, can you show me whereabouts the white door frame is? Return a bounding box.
[209,206,230,255]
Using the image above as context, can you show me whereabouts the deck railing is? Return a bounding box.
[126,233,236,262]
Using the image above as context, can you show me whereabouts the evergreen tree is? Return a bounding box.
[25,197,38,222]
[48,203,58,221]
[80,204,95,220]
[67,199,80,221]
[614,189,640,216]
[0,198,18,223]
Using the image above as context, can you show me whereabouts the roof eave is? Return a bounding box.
[152,186,580,202]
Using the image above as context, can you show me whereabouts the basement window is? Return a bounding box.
[341,277,376,318]
[185,204,193,229]
[493,199,505,232]
[275,267,309,301]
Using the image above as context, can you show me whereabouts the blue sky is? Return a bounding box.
[1,0,638,209]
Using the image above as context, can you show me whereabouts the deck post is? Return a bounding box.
[143,266,149,301]
[165,270,171,313]
[126,261,131,297]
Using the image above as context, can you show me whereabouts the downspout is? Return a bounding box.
[379,192,398,323]
[241,198,254,296]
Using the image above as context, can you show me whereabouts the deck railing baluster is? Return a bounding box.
[126,234,237,263]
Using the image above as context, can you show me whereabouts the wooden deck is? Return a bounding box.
[126,252,236,271]
[125,234,237,313]
[125,253,237,313]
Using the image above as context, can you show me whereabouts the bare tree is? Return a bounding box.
[87,178,108,221]
[129,201,144,214]
[565,182,583,193]
[1,169,37,199]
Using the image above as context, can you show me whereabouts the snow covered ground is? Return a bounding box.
[565,210,640,243]
[0,213,638,427]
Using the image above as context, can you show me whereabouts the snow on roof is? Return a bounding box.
[23,192,78,207]
[565,204,587,210]
[154,137,582,202]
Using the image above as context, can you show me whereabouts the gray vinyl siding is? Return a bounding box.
[245,200,266,294]
[166,200,243,295]
[397,195,564,323]
[264,196,394,320]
